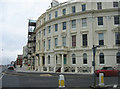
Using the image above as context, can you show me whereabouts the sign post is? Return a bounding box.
[92,45,100,87]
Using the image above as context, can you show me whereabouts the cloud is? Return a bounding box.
[2,49,22,65]
[0,0,68,65]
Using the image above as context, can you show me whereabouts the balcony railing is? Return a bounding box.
[28,37,36,43]
[54,46,69,51]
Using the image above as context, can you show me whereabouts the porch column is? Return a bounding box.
[75,67,77,73]
[54,54,56,72]
[61,54,64,73]
[31,58,33,70]
[91,66,94,74]
[35,56,38,71]
[47,66,49,72]
[38,57,40,71]
[58,54,60,64]
[40,56,43,72]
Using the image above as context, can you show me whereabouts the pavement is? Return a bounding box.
[15,66,35,73]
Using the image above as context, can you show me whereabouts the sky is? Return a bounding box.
[0,0,66,65]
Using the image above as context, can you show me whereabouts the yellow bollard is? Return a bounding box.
[99,73,104,86]
[59,75,65,88]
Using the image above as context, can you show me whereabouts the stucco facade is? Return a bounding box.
[32,0,120,73]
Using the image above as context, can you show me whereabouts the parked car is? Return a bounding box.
[96,67,120,77]
[7,64,14,70]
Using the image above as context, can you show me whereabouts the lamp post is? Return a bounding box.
[92,45,100,87]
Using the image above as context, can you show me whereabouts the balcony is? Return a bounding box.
[28,37,36,43]
[29,19,36,26]
[27,49,32,54]
[54,46,69,52]
[28,28,35,35]
[28,19,36,35]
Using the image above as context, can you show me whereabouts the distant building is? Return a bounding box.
[23,45,28,66]
[16,55,23,65]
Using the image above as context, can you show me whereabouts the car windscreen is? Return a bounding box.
[102,67,113,70]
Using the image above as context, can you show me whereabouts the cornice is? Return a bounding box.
[35,8,119,33]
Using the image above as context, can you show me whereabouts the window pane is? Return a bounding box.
[99,53,104,64]
[64,55,67,64]
[63,22,66,30]
[44,41,45,49]
[72,35,76,47]
[117,52,120,64]
[56,55,58,64]
[72,6,76,13]
[48,26,51,33]
[48,39,51,49]
[114,16,119,25]
[83,53,87,64]
[43,29,45,35]
[113,2,118,7]
[55,38,58,47]
[115,32,120,45]
[82,4,86,11]
[48,56,50,64]
[98,17,103,25]
[82,18,87,27]
[62,37,66,46]
[55,24,58,31]
[72,54,76,64]
[97,2,102,10]
[72,20,76,28]
[49,14,51,20]
[55,11,58,18]
[63,9,66,15]
[82,34,87,46]
[99,33,104,40]
[98,33,104,45]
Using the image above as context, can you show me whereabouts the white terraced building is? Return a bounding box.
[33,0,120,73]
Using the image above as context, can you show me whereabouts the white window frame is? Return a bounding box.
[72,20,76,28]
[82,18,87,27]
[62,37,66,46]
[55,38,58,47]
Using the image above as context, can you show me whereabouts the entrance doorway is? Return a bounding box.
[42,56,45,66]
[64,54,67,64]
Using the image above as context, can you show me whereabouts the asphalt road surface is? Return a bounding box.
[1,69,119,89]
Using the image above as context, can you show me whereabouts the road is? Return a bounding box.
[2,71,93,88]
[1,69,120,89]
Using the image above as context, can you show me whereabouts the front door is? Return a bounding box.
[42,56,45,66]
[64,55,67,64]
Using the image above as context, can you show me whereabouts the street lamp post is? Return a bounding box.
[92,45,100,87]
